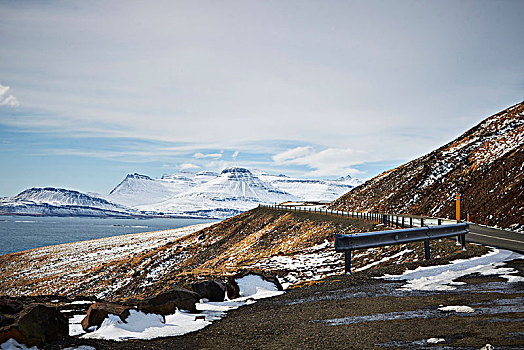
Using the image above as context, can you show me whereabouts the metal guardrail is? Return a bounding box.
[259,204,457,228]
[259,204,469,274]
[335,223,469,273]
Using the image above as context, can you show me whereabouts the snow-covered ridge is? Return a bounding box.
[1,167,360,219]
[0,187,135,217]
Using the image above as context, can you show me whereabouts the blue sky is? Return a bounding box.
[1,0,523,196]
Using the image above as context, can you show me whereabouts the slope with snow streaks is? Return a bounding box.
[331,101,524,232]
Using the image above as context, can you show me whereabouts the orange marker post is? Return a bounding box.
[456,194,461,223]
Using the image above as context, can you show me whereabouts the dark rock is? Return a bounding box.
[0,304,68,347]
[0,298,23,314]
[81,302,133,332]
[225,278,240,300]
[0,314,15,327]
[138,286,200,314]
[191,280,226,302]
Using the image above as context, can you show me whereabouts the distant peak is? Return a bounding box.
[220,167,251,175]
[125,173,153,181]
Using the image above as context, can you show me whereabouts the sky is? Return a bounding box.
[1,0,523,197]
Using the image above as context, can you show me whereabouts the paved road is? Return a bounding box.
[467,224,524,254]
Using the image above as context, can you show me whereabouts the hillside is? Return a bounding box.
[0,207,475,302]
[330,101,524,232]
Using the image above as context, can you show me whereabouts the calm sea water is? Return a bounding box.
[0,216,216,256]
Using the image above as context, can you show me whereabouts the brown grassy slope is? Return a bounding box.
[330,101,524,231]
[0,207,378,300]
[115,207,385,298]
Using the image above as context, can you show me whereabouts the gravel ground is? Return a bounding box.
[47,249,524,350]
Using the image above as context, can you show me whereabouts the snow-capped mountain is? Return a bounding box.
[106,172,219,207]
[140,167,298,218]
[0,188,134,217]
[1,167,360,219]
[331,100,524,232]
[253,170,361,202]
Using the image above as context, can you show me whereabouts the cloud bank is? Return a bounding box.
[0,84,19,107]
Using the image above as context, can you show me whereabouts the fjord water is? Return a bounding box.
[0,216,216,256]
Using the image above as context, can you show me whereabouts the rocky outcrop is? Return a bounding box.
[0,298,23,315]
[0,303,68,347]
[81,302,133,332]
[191,280,226,302]
[138,286,200,314]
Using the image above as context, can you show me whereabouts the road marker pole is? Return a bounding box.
[456,194,461,223]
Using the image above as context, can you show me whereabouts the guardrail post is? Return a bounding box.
[461,234,466,250]
[438,219,442,225]
[395,216,399,228]
[410,217,413,228]
[421,217,425,227]
[401,217,405,228]
[424,240,430,260]
[344,250,352,274]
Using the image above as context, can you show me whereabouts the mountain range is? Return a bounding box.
[0,168,361,219]
[330,101,524,232]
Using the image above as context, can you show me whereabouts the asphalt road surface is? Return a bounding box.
[467,224,524,254]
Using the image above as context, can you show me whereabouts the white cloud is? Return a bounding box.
[180,163,199,170]
[273,146,367,177]
[232,151,239,159]
[193,152,222,159]
[0,84,19,107]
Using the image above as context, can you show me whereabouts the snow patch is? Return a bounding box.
[0,339,38,350]
[381,248,524,291]
[438,305,474,313]
[81,283,283,341]
[236,274,280,297]
[426,338,445,344]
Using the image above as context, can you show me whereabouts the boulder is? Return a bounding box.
[225,277,240,300]
[138,286,200,315]
[0,298,23,314]
[191,280,226,302]
[81,302,133,332]
[0,314,15,327]
[0,304,68,347]
[226,272,283,299]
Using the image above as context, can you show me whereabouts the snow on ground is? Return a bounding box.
[1,223,215,297]
[80,275,284,341]
[251,240,343,289]
[354,249,413,272]
[426,338,445,344]
[381,248,524,291]
[438,305,474,313]
[0,339,38,350]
